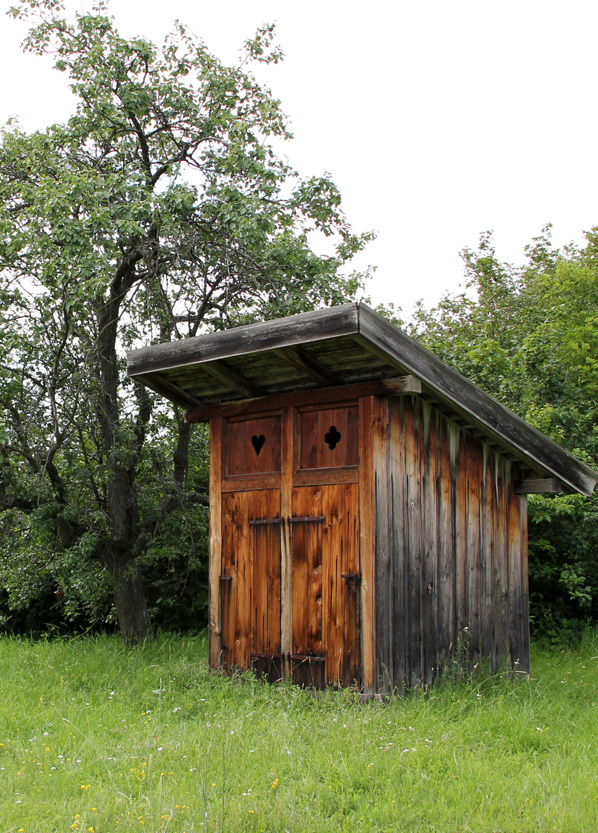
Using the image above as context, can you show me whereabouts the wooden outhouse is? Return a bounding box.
[127,303,596,693]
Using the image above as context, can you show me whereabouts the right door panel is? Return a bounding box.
[291,483,361,687]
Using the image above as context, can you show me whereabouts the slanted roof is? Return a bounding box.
[127,302,597,496]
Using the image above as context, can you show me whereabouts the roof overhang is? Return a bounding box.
[127,302,597,497]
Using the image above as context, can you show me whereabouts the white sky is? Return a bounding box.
[1,0,598,317]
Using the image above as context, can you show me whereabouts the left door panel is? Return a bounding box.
[220,489,282,672]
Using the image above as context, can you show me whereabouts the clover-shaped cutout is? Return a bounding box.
[324,425,341,451]
[251,434,266,456]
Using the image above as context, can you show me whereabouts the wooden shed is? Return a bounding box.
[127,303,596,693]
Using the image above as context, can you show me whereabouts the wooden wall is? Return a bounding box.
[372,395,530,692]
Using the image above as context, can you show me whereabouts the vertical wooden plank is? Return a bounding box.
[497,457,510,667]
[209,417,223,668]
[454,426,468,664]
[290,486,324,658]
[405,397,424,687]
[359,395,376,693]
[309,490,324,659]
[323,484,340,681]
[299,409,318,470]
[479,445,493,668]
[389,397,407,691]
[465,437,482,671]
[507,478,528,673]
[507,476,521,670]
[421,402,438,686]
[290,488,307,656]
[280,407,295,667]
[490,452,503,669]
[436,414,454,677]
[519,494,531,674]
[251,490,282,656]
[342,482,361,687]
[373,396,392,691]
[252,491,265,654]
[234,491,251,669]
[347,404,361,467]
[220,491,235,667]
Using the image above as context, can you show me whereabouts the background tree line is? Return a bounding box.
[0,1,595,643]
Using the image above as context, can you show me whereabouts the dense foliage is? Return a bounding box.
[0,0,368,640]
[410,227,598,639]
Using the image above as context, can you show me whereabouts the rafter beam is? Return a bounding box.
[273,346,341,386]
[133,373,202,408]
[201,360,264,399]
[515,478,563,495]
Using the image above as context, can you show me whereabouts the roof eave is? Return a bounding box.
[357,304,597,497]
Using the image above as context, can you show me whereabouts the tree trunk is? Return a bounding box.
[95,280,152,645]
[173,416,192,490]
[103,544,151,645]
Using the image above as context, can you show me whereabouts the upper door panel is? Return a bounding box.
[299,405,359,470]
[224,415,282,476]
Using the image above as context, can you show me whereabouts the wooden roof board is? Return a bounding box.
[127,304,361,377]
[127,302,597,496]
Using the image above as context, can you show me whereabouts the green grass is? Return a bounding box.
[0,633,595,833]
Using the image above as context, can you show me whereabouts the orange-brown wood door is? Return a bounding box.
[220,489,282,673]
[290,483,361,688]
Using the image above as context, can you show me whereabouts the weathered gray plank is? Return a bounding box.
[436,413,455,677]
[128,303,361,375]
[390,397,408,691]
[421,402,439,686]
[373,397,392,692]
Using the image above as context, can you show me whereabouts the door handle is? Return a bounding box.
[288,515,325,524]
[249,517,284,527]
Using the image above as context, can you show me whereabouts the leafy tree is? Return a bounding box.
[0,0,369,642]
[411,226,598,638]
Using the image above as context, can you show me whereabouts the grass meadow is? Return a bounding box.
[0,633,595,833]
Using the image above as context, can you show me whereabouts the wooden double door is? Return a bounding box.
[214,405,362,688]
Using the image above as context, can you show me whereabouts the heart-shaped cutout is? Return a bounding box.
[251,434,266,456]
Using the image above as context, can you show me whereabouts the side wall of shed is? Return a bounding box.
[374,395,530,692]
